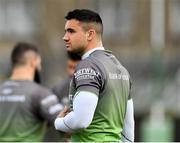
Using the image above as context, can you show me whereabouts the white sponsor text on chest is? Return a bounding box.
[74,68,99,80]
[109,73,129,80]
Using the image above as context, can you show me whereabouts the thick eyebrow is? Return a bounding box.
[65,28,76,33]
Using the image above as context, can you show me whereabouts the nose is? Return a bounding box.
[63,33,69,42]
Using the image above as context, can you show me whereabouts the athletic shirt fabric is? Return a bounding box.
[69,49,131,142]
[52,77,71,106]
[0,80,62,141]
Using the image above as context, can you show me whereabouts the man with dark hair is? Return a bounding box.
[11,42,41,83]
[0,42,62,141]
[55,9,134,142]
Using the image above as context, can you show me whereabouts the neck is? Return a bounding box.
[10,66,34,81]
[85,40,103,54]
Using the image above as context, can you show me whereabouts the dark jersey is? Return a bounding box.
[69,50,131,142]
[52,77,71,106]
[0,80,62,141]
[49,77,71,142]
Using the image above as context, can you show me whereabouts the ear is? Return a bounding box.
[29,57,36,69]
[86,29,95,41]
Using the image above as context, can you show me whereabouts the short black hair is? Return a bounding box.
[11,42,39,67]
[65,9,103,35]
[65,9,102,24]
[67,51,81,61]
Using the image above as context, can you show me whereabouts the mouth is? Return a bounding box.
[65,43,71,48]
[66,44,71,49]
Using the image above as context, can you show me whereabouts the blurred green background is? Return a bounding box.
[0,0,180,141]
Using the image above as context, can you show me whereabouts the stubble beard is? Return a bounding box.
[34,69,41,84]
[68,46,85,57]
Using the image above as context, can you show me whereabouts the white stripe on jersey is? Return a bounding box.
[41,94,57,105]
[49,103,63,114]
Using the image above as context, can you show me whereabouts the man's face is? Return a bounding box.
[63,19,88,56]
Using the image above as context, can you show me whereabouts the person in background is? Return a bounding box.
[45,52,81,142]
[52,52,81,105]
[0,42,63,142]
[54,9,134,142]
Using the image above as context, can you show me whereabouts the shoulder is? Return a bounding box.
[53,77,71,90]
[76,55,102,72]
[75,58,101,75]
[52,77,71,95]
[76,58,94,68]
[30,82,53,97]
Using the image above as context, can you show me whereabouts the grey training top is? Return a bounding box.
[0,80,62,141]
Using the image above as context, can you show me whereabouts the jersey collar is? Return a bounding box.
[82,47,105,60]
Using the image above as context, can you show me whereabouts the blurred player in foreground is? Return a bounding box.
[55,9,134,142]
[0,42,62,141]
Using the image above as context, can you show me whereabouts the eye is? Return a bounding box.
[67,28,75,33]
